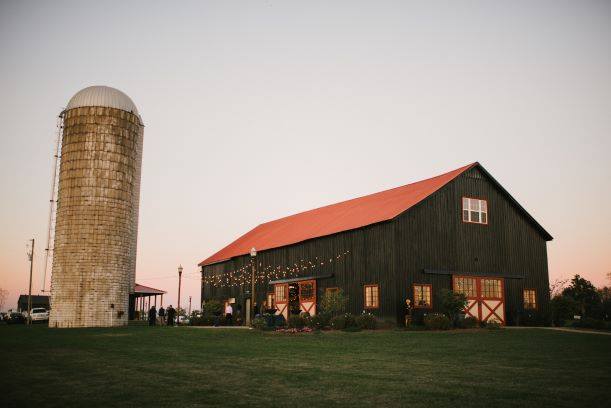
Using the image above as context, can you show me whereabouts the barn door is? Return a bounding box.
[299,280,316,316]
[479,278,505,324]
[274,283,289,321]
[453,276,505,325]
[453,276,480,320]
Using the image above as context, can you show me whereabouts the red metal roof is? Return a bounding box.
[134,284,167,295]
[199,163,478,266]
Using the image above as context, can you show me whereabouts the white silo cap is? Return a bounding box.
[66,85,141,120]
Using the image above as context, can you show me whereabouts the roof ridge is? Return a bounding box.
[199,162,477,266]
[258,162,478,226]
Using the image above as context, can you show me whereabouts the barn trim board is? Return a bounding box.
[200,162,552,326]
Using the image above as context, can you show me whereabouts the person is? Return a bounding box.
[166,305,176,326]
[404,298,412,327]
[225,302,233,325]
[158,306,165,324]
[148,305,157,326]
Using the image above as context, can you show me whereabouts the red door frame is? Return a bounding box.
[298,280,317,315]
[453,275,505,325]
[274,283,289,320]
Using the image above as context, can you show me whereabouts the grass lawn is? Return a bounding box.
[1,325,610,407]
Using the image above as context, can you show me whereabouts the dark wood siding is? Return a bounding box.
[394,167,550,324]
[202,221,397,320]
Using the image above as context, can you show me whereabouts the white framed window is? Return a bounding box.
[462,197,488,224]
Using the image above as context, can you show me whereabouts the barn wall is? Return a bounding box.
[202,221,397,320]
[394,167,550,324]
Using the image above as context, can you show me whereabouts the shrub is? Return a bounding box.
[202,300,222,316]
[484,320,502,330]
[320,289,348,316]
[440,289,467,325]
[355,312,377,330]
[572,318,606,330]
[342,326,362,332]
[330,314,346,330]
[520,309,551,327]
[252,316,266,330]
[306,312,331,330]
[459,316,478,329]
[330,313,356,330]
[288,314,305,329]
[551,295,577,326]
[423,313,451,330]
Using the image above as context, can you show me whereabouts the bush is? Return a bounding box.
[355,312,377,330]
[320,290,348,316]
[459,316,478,329]
[252,316,266,330]
[330,313,356,330]
[440,289,467,325]
[306,312,331,330]
[423,313,451,330]
[288,314,305,329]
[551,295,577,326]
[572,318,607,330]
[202,300,222,316]
[520,309,551,327]
[484,320,502,330]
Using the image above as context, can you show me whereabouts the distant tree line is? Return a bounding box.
[550,274,611,328]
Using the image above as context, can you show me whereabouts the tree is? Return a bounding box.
[561,275,601,318]
[550,295,577,326]
[440,289,467,325]
[320,289,347,316]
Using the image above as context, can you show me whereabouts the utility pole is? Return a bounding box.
[27,238,35,325]
[250,247,257,323]
[188,296,192,316]
[177,264,183,325]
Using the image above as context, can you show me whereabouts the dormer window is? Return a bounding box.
[462,197,488,224]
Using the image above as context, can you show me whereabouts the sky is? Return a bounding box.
[0,1,610,311]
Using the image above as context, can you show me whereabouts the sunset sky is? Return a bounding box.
[0,1,609,311]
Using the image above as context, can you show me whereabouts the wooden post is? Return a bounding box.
[27,238,35,325]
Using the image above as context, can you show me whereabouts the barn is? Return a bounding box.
[199,162,552,326]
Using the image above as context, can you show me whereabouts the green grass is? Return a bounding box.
[1,326,610,407]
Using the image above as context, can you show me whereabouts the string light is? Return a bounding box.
[201,250,351,288]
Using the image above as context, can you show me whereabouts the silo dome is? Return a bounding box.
[66,85,140,118]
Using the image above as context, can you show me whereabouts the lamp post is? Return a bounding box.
[250,247,257,322]
[177,264,183,325]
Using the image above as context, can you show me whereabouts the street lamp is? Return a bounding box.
[250,247,257,323]
[177,264,183,325]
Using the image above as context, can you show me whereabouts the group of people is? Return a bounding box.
[147,305,177,326]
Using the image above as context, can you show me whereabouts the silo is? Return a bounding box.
[49,86,144,328]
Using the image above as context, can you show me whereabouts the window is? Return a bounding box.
[414,284,432,308]
[462,197,488,224]
[523,289,537,310]
[454,277,477,297]
[481,279,502,298]
[364,285,379,309]
[300,282,315,300]
[266,292,275,309]
[325,287,339,295]
[275,285,287,302]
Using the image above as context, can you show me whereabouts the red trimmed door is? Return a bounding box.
[453,276,505,324]
[274,283,289,321]
[299,280,316,316]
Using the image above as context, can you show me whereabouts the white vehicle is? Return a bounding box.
[29,308,49,322]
